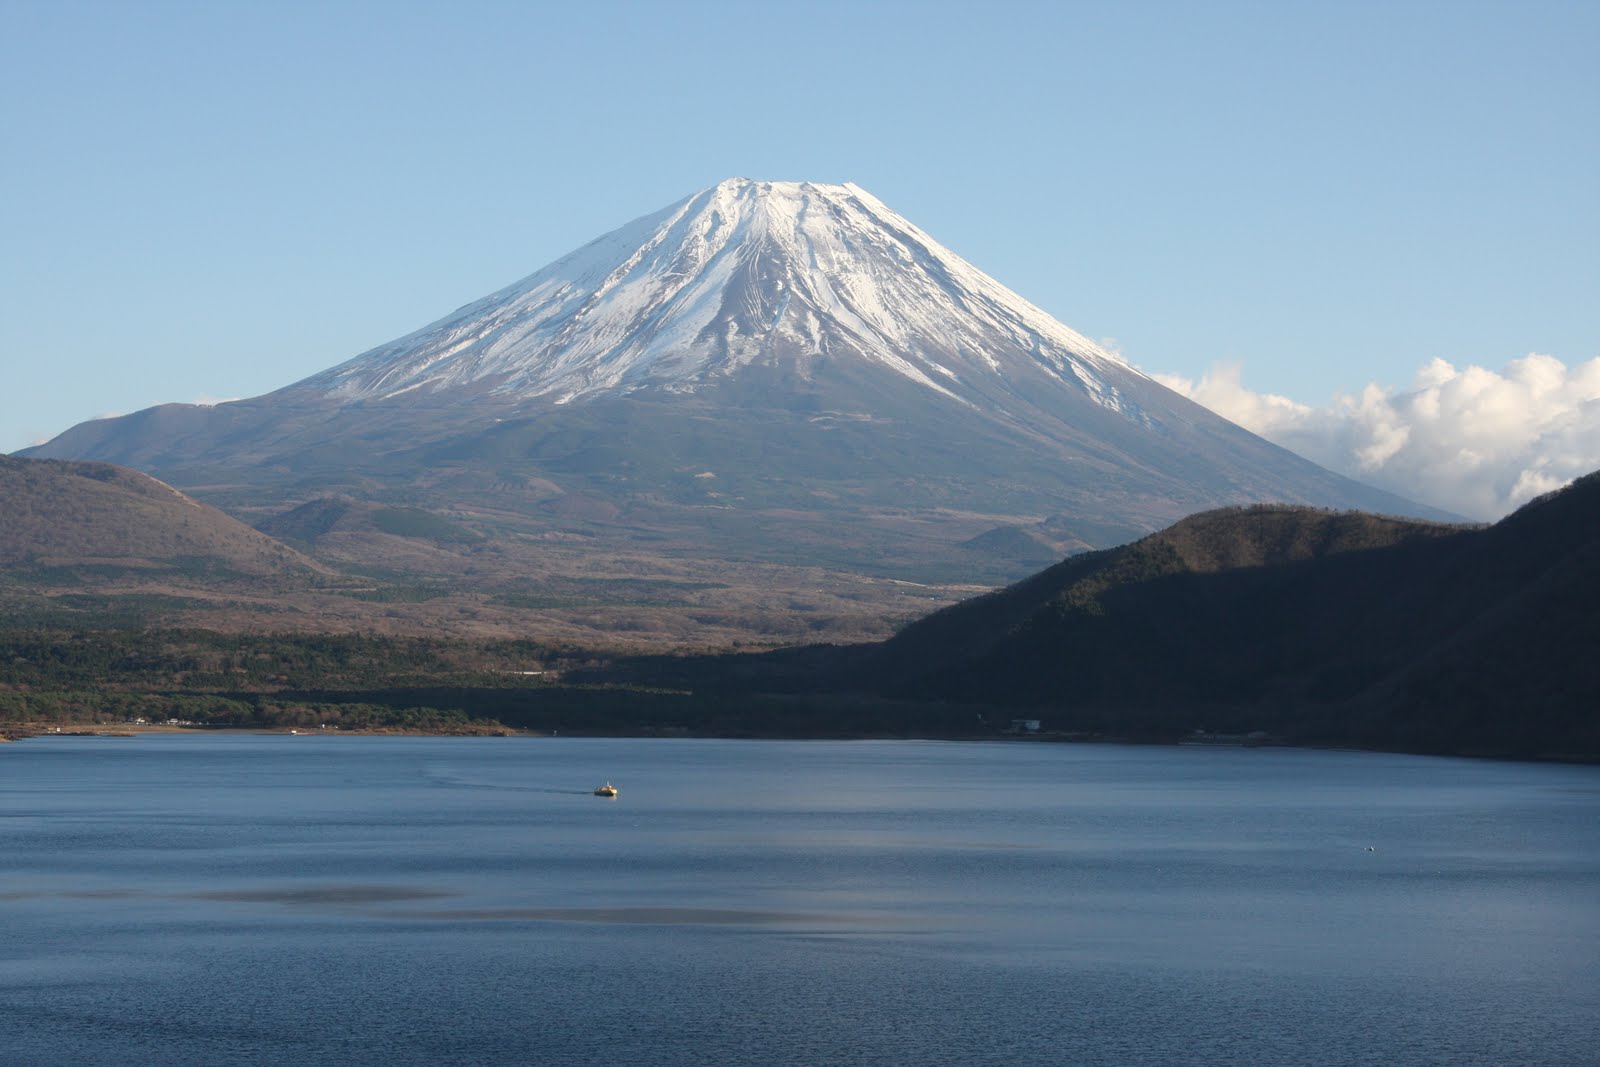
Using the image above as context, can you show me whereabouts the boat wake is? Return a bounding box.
[421,765,594,796]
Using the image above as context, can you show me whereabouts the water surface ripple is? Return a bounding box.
[2,735,1596,1066]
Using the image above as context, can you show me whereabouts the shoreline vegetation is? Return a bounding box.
[4,723,1593,768]
[0,722,519,741]
[0,625,1590,764]
[4,479,1595,764]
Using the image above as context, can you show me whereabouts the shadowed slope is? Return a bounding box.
[840,475,1597,755]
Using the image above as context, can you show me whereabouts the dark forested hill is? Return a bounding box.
[830,474,1598,757]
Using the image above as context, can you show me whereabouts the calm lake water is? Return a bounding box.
[1,735,1597,1066]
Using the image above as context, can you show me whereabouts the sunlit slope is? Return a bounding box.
[0,455,322,579]
[26,179,1445,575]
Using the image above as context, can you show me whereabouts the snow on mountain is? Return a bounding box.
[298,179,1136,416]
[25,177,1453,572]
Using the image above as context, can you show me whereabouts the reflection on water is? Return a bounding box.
[1,735,1597,1066]
[384,905,863,926]
[192,885,459,906]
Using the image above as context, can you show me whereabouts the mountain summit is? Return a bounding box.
[294,178,1131,418]
[26,179,1445,594]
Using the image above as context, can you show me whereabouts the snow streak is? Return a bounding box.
[299,179,1136,413]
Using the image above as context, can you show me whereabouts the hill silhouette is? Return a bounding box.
[0,456,322,580]
[620,473,1597,759]
[842,476,1599,757]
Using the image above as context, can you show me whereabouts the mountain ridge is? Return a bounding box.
[23,179,1450,600]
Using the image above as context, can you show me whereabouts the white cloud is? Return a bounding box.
[1156,354,1600,520]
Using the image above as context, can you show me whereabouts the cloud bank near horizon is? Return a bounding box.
[1153,354,1600,521]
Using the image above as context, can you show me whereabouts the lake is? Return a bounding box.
[2,735,1597,1065]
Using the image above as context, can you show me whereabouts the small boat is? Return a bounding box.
[594,782,618,797]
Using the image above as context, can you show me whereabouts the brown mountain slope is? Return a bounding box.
[0,456,953,643]
[0,455,324,579]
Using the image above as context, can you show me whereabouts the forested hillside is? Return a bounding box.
[833,475,1599,757]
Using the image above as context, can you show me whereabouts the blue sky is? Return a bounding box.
[3,1,1596,513]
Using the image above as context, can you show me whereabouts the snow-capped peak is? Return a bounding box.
[298,178,1138,413]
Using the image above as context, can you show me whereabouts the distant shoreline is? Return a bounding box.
[0,722,531,742]
[4,722,1595,766]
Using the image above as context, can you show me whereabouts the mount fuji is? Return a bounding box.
[26,179,1441,586]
